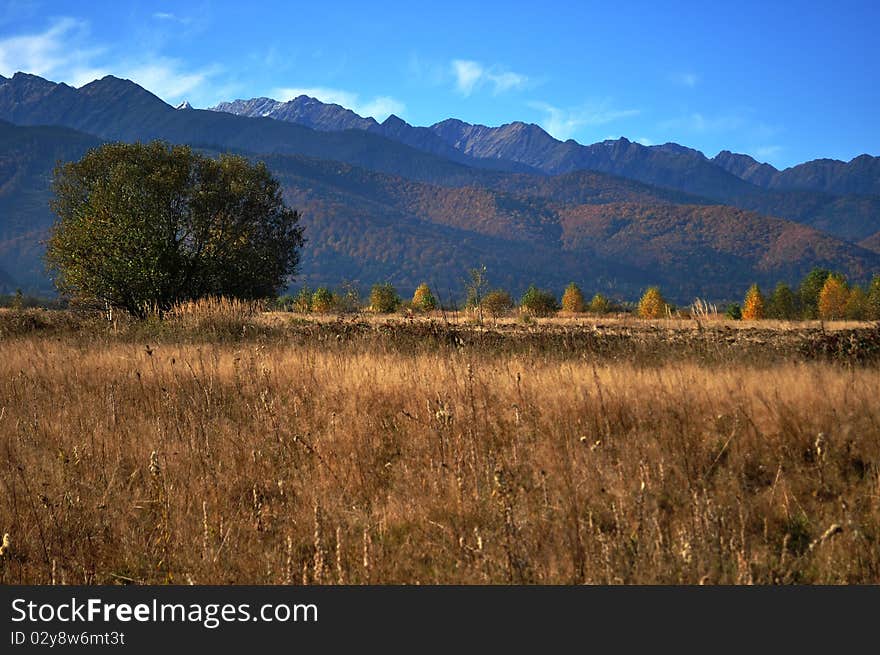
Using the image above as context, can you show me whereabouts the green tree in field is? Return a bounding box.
[589,293,611,315]
[293,286,313,313]
[799,268,832,319]
[338,281,362,313]
[275,294,295,311]
[412,283,438,312]
[520,285,558,317]
[311,287,335,313]
[370,282,400,313]
[482,289,513,321]
[638,287,667,319]
[46,141,304,318]
[464,266,490,307]
[767,282,798,320]
[817,274,848,320]
[845,285,867,320]
[867,275,880,320]
[561,283,586,313]
[725,303,742,320]
[464,265,490,324]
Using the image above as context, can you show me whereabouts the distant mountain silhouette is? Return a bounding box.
[211,90,880,241]
[860,231,880,255]
[1,73,878,300]
[714,149,880,196]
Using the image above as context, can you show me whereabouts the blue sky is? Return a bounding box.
[1,0,877,168]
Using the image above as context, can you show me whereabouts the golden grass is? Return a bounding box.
[0,313,878,584]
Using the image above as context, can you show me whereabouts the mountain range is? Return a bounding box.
[0,71,878,302]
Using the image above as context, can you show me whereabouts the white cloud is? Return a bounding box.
[121,59,219,100]
[490,70,528,94]
[0,17,104,82]
[274,86,405,121]
[452,60,483,96]
[529,101,640,141]
[660,112,744,134]
[358,96,406,121]
[671,72,699,87]
[637,137,654,146]
[0,16,224,105]
[152,12,193,25]
[68,66,110,87]
[451,59,528,96]
[754,145,783,161]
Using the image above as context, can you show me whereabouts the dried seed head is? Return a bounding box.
[814,432,827,461]
[0,532,10,557]
[149,451,161,477]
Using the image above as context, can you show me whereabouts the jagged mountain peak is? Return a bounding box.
[381,113,408,128]
[651,142,705,158]
[210,94,377,131]
[176,100,193,110]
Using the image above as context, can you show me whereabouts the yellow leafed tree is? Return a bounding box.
[412,283,437,312]
[561,283,586,313]
[818,276,849,320]
[742,284,765,320]
[638,287,667,319]
[845,286,867,320]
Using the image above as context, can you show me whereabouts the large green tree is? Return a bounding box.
[46,141,304,317]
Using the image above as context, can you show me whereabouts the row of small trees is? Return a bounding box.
[278,278,616,317]
[728,270,880,321]
[636,270,880,320]
[278,269,880,321]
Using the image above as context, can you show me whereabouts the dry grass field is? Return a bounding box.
[0,304,878,584]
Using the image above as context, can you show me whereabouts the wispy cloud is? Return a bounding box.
[273,86,405,121]
[0,16,224,105]
[660,112,745,134]
[451,59,528,96]
[152,12,192,24]
[122,58,220,100]
[754,145,783,161]
[529,100,641,141]
[670,72,699,88]
[0,17,105,82]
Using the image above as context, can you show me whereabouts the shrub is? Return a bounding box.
[589,293,611,315]
[293,286,313,313]
[464,266,490,310]
[482,289,514,320]
[638,287,667,319]
[561,283,586,313]
[868,275,880,320]
[818,275,848,320]
[742,284,765,320]
[337,281,362,314]
[767,282,798,320]
[799,268,832,319]
[520,285,558,317]
[370,282,400,313]
[275,294,295,311]
[725,303,742,320]
[10,289,24,310]
[311,287,335,314]
[845,286,867,320]
[412,283,438,312]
